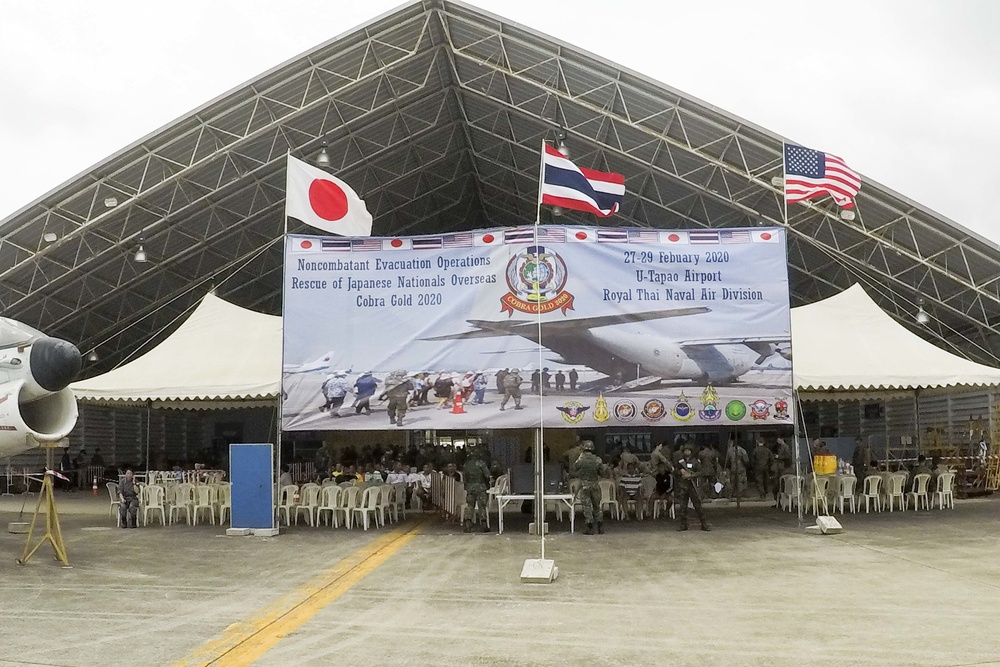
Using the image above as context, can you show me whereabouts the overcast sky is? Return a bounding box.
[2,0,998,243]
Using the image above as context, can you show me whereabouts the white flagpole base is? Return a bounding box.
[520,558,558,584]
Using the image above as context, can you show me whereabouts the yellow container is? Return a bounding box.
[814,454,837,475]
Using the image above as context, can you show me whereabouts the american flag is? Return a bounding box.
[321,239,352,252]
[352,239,382,252]
[784,144,861,209]
[720,230,751,244]
[442,232,474,248]
[628,229,660,244]
[689,230,720,244]
[412,237,443,250]
[535,226,566,244]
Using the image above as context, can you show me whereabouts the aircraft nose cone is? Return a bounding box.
[30,337,82,392]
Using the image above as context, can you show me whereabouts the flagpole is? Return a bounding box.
[782,143,805,527]
[535,139,546,226]
[534,138,546,560]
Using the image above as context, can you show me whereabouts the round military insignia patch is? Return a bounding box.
[557,401,590,424]
[725,400,747,421]
[642,399,666,422]
[613,399,637,422]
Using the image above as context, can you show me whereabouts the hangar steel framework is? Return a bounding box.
[2,0,999,375]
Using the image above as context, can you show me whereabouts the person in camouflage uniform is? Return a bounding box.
[675,443,711,531]
[724,438,749,500]
[698,444,720,498]
[752,439,775,500]
[379,370,414,427]
[462,443,492,532]
[570,440,604,535]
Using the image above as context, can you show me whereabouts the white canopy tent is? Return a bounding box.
[71,283,1000,406]
[791,283,1000,398]
[71,292,281,407]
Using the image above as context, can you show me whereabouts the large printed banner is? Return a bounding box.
[282,226,793,431]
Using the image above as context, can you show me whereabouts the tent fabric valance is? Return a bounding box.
[71,283,1000,406]
[791,284,1000,392]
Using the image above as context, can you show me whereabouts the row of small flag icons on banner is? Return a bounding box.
[291,227,780,252]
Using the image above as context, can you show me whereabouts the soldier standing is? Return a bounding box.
[752,440,775,500]
[724,438,749,500]
[568,368,579,391]
[570,440,604,535]
[462,443,493,532]
[500,369,523,411]
[379,370,414,427]
[675,443,711,531]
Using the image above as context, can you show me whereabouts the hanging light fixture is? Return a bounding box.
[87,350,99,362]
[134,237,148,263]
[915,297,930,325]
[315,141,331,168]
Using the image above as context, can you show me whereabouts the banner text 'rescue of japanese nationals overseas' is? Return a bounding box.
[281,226,792,431]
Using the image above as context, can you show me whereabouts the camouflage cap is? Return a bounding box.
[581,440,595,451]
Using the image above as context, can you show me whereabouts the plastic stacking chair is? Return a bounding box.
[217,483,232,524]
[339,485,361,528]
[652,495,675,520]
[598,479,621,520]
[907,474,931,510]
[835,476,858,514]
[142,485,166,527]
[169,483,195,525]
[376,485,396,526]
[192,485,217,525]
[276,485,299,526]
[353,486,381,530]
[107,481,121,521]
[860,475,882,513]
[317,485,343,527]
[934,473,956,509]
[294,484,322,527]
[778,475,802,512]
[883,474,906,512]
[806,476,830,515]
[391,483,407,520]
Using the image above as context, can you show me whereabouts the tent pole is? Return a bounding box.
[145,400,151,479]
[793,391,804,528]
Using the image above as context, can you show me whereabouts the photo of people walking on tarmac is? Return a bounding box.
[281,226,793,430]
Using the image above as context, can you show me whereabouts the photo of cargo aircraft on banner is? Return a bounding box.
[281,226,793,431]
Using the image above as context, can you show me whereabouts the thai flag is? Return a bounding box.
[540,144,624,218]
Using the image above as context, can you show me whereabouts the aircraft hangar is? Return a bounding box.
[7,4,1000,665]
[3,0,1000,380]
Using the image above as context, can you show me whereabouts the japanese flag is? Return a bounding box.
[751,229,782,243]
[473,231,502,246]
[565,228,597,242]
[662,231,689,244]
[285,154,372,236]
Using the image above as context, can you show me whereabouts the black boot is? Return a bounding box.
[701,522,712,531]
[677,523,688,531]
[597,522,604,534]
[584,522,594,535]
[463,521,472,533]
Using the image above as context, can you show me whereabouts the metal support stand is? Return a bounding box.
[16,474,70,567]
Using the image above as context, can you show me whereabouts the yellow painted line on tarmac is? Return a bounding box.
[173,520,424,667]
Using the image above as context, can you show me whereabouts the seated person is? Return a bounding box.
[364,464,384,484]
[442,462,462,482]
[648,463,674,512]
[413,463,434,509]
[617,462,644,517]
[118,470,141,529]
[278,464,293,488]
[909,455,933,491]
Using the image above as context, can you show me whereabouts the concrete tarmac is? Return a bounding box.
[2,491,999,666]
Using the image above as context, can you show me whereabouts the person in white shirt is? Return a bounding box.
[412,463,434,510]
[278,464,293,488]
